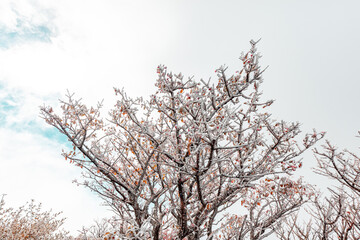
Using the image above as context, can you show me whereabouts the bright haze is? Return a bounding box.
[0,0,359,234]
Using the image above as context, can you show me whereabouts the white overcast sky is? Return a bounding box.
[0,0,359,234]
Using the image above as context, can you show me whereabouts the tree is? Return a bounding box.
[76,217,120,240]
[275,136,360,239]
[0,195,69,240]
[41,40,324,239]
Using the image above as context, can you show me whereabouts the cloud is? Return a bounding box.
[0,0,56,49]
[0,0,182,102]
[0,82,57,131]
[0,22,53,49]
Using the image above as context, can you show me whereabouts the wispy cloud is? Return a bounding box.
[0,83,17,125]
[0,1,56,49]
[0,22,53,49]
[0,83,70,145]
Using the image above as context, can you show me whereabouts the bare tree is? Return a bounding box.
[314,139,360,196]
[0,195,69,240]
[276,136,360,240]
[313,139,360,239]
[220,177,315,240]
[41,40,323,239]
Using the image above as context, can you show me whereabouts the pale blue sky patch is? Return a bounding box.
[0,20,53,49]
[0,83,19,125]
[0,83,68,145]
[40,127,69,145]
[11,119,70,145]
[0,104,68,145]
[0,100,16,125]
[35,123,70,145]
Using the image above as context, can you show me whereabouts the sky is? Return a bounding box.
[0,0,359,235]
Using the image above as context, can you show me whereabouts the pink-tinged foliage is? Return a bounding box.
[0,196,69,240]
[41,40,323,239]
